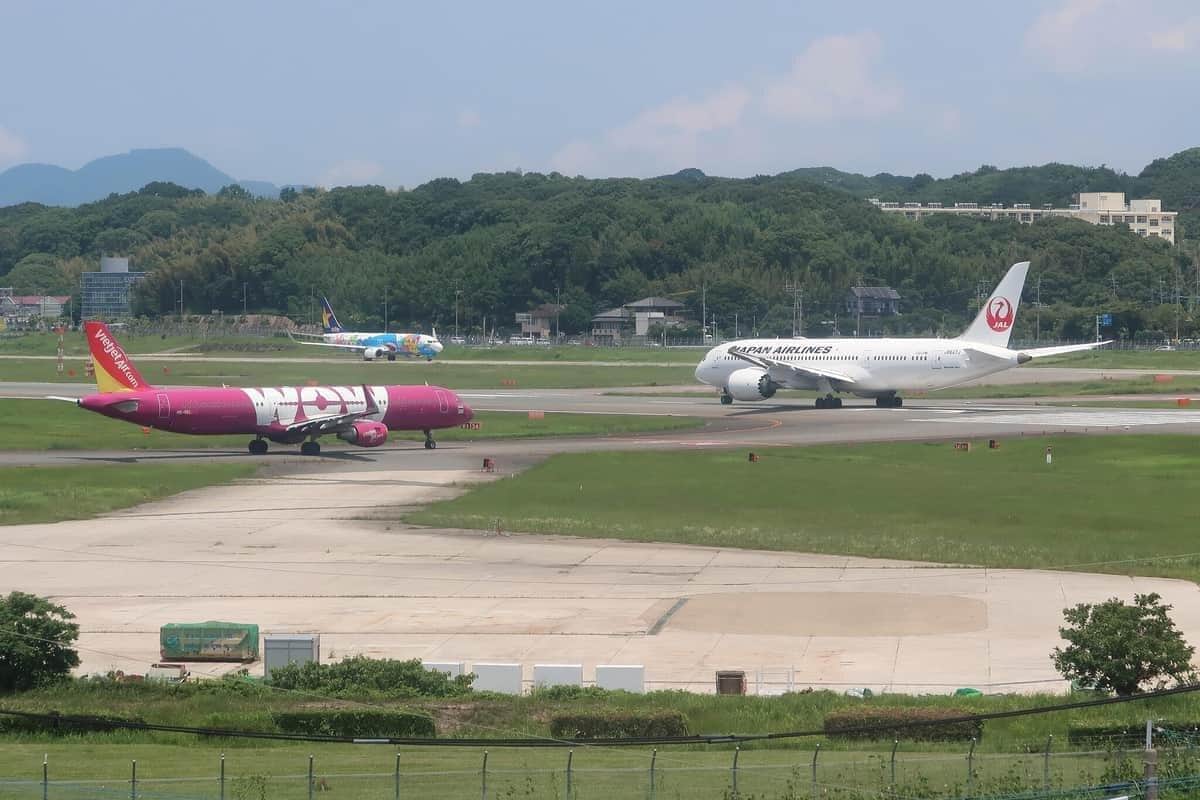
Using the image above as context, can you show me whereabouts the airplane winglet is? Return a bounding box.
[363,384,380,415]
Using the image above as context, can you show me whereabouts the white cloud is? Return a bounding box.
[548,32,901,178]
[319,159,384,188]
[1149,17,1200,51]
[0,125,29,166]
[763,33,902,121]
[1026,1,1200,72]
[457,108,482,129]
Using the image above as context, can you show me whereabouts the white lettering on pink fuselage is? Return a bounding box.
[239,386,387,427]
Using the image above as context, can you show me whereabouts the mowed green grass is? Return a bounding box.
[0,357,695,388]
[410,436,1200,581]
[1033,348,1200,370]
[0,400,700,450]
[0,463,257,525]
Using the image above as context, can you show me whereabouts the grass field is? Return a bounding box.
[0,400,701,451]
[0,331,699,362]
[410,435,1200,582]
[0,681,1193,796]
[0,462,257,525]
[0,357,696,388]
[1033,348,1200,370]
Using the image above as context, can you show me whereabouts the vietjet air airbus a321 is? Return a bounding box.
[62,321,472,455]
[695,261,1110,407]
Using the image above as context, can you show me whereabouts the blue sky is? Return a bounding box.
[2,0,1198,188]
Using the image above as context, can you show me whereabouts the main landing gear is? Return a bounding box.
[387,353,397,362]
[875,395,904,408]
[248,439,268,455]
[300,440,322,456]
[815,395,843,409]
[720,392,733,405]
[423,429,437,450]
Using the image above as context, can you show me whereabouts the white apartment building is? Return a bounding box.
[870,192,1177,244]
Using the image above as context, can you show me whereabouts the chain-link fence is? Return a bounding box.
[1,744,1196,800]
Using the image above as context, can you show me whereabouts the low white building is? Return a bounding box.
[871,192,1177,244]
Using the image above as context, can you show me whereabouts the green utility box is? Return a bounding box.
[160,621,260,662]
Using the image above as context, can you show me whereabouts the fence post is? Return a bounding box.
[890,740,898,796]
[731,746,740,797]
[481,750,489,800]
[130,760,137,800]
[966,738,976,797]
[811,743,821,800]
[219,753,226,800]
[1042,735,1053,790]
[649,748,658,800]
[42,754,47,800]
[566,750,574,800]
[308,754,314,800]
[1145,720,1159,800]
[394,752,401,800]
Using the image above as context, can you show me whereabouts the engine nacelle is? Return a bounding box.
[726,367,777,402]
[362,347,386,361]
[337,420,389,447]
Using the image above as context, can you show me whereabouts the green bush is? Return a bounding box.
[0,711,144,736]
[267,656,473,698]
[272,710,435,738]
[549,710,689,740]
[823,707,983,742]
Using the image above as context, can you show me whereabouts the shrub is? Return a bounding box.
[0,711,144,736]
[267,656,473,698]
[272,710,435,738]
[823,707,982,742]
[549,711,689,740]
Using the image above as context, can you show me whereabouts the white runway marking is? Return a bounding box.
[918,410,1200,427]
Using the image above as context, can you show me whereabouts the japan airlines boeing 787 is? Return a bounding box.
[695,261,1108,407]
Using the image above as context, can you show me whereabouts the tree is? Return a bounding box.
[1052,593,1196,696]
[5,253,71,294]
[0,592,80,693]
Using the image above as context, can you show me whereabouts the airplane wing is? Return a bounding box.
[289,338,399,355]
[281,386,381,437]
[728,346,858,385]
[1018,341,1113,359]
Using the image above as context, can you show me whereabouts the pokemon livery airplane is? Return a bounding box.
[695,261,1109,407]
[64,321,472,454]
[289,296,444,362]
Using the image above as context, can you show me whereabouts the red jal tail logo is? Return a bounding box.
[986,297,1014,332]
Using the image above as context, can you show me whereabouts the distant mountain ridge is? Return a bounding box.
[0,148,279,206]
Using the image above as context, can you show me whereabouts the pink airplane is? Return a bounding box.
[69,321,473,455]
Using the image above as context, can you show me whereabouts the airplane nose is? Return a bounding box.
[432,341,444,353]
[694,360,710,385]
[460,401,474,421]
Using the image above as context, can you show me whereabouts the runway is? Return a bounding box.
[3,380,1200,693]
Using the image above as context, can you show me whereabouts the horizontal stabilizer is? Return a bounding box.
[1019,341,1112,359]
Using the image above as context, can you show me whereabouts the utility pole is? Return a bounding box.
[701,281,707,342]
[555,285,561,340]
[383,287,388,333]
[733,312,738,338]
[178,280,184,321]
[454,288,462,340]
[242,282,247,315]
[1035,276,1042,342]
[784,280,804,337]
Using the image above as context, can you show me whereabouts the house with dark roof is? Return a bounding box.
[591,296,688,344]
[515,303,566,340]
[846,286,901,317]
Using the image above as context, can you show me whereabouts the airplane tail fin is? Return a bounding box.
[431,326,438,341]
[957,261,1030,349]
[83,321,153,393]
[320,296,343,334]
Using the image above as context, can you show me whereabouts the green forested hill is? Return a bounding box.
[1,150,1197,341]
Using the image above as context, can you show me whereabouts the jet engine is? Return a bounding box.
[362,347,388,361]
[337,420,389,447]
[726,367,777,401]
